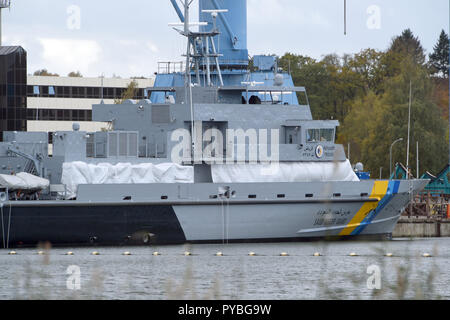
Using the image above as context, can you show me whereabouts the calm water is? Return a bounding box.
[0,238,449,300]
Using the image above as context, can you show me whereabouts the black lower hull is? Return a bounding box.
[1,204,187,247]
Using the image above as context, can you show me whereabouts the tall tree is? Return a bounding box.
[389,29,426,66]
[429,30,449,78]
[347,48,386,95]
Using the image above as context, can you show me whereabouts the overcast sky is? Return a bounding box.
[1,0,449,78]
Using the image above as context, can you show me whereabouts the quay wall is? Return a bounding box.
[393,218,450,238]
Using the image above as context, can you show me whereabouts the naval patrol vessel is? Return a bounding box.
[0,0,428,247]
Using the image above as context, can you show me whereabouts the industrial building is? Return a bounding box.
[0,46,27,135]
[0,45,154,143]
[26,75,154,135]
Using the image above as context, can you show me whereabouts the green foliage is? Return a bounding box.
[33,69,59,77]
[278,28,448,177]
[429,30,449,78]
[114,80,139,104]
[389,29,426,66]
[342,58,447,176]
[68,71,83,77]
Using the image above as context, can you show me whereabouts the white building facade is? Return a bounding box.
[26,76,154,135]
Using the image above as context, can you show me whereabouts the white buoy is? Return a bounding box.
[423,253,432,258]
[184,251,192,256]
[91,251,100,256]
[66,252,74,256]
[385,253,394,257]
[123,252,131,256]
[313,252,321,257]
[349,252,358,256]
[37,251,45,255]
[248,252,256,256]
[216,252,223,256]
[8,251,17,255]
[153,252,160,256]
[280,252,289,256]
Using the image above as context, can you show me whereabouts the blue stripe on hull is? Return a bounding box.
[351,181,400,236]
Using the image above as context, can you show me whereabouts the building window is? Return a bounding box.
[49,86,55,96]
[33,85,40,95]
[63,86,70,97]
[27,108,93,121]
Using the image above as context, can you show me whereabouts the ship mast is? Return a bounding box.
[170,0,225,87]
[170,0,226,162]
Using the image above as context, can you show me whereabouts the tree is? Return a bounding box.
[68,71,83,77]
[347,48,386,95]
[342,58,447,176]
[429,30,449,78]
[389,29,426,66]
[431,77,449,119]
[114,80,139,104]
[277,28,448,177]
[33,69,59,77]
[338,91,385,165]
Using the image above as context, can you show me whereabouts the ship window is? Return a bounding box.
[277,194,286,198]
[248,194,257,199]
[361,193,369,197]
[305,194,314,198]
[307,129,334,143]
[333,193,342,197]
[123,196,132,201]
[161,196,168,200]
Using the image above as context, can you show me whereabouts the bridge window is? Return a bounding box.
[307,129,335,143]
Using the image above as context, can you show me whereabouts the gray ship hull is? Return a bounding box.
[0,179,428,247]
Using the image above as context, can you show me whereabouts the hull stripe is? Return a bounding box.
[339,181,389,236]
[351,181,400,235]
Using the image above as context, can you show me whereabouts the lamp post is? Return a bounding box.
[390,138,404,178]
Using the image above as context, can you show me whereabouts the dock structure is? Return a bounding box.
[390,163,450,237]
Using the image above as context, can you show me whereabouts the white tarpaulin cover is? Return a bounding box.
[211,160,359,183]
[61,162,194,199]
[0,172,50,191]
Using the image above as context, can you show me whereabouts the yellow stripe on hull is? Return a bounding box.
[339,181,389,236]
